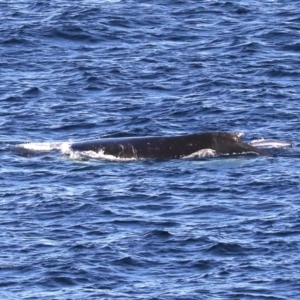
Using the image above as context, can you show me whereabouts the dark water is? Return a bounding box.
[1,1,300,299]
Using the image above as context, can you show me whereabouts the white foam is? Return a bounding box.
[16,141,136,161]
[17,142,66,151]
[60,142,72,154]
[183,149,217,159]
[250,139,293,148]
[69,149,137,161]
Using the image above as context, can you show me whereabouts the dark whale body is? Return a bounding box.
[70,132,269,159]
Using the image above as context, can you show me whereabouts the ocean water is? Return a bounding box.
[1,1,300,299]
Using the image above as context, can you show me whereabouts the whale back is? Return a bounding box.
[70,132,269,159]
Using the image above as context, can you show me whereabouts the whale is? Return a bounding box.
[70,132,269,159]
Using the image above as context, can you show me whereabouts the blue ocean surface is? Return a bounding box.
[1,0,300,299]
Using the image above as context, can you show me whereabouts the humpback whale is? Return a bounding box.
[70,132,269,159]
